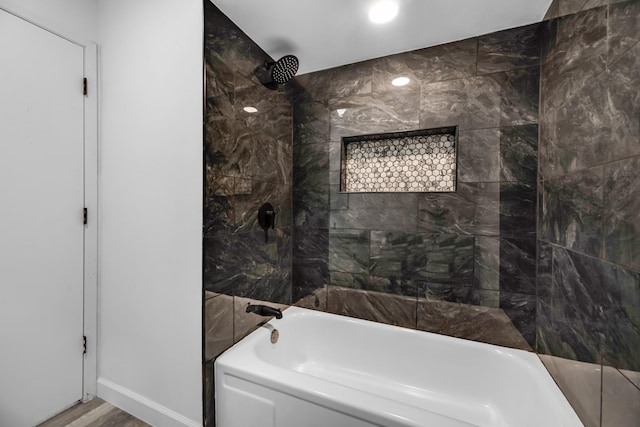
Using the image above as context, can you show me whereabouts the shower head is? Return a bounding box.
[265,55,299,85]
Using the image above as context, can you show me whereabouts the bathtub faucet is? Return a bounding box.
[246,303,283,319]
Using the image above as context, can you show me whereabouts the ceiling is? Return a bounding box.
[209,0,552,75]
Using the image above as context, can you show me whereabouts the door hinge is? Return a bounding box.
[82,336,87,354]
[83,208,87,225]
[83,77,88,96]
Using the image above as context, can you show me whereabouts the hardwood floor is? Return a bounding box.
[37,398,151,427]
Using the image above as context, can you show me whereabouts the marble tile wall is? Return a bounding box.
[293,22,541,347]
[537,2,640,425]
[537,0,640,372]
[544,0,630,19]
[203,2,294,425]
[203,1,293,304]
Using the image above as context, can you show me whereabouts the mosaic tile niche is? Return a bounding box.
[341,128,458,193]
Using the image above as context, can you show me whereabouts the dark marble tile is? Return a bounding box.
[204,93,237,174]
[355,274,418,297]
[326,286,417,329]
[538,355,602,427]
[369,231,473,285]
[500,238,537,295]
[291,226,329,302]
[420,76,501,131]
[472,288,501,308]
[327,61,373,99]
[329,139,342,173]
[234,107,292,185]
[329,271,356,287]
[582,0,607,9]
[417,234,475,285]
[457,128,500,183]
[499,291,537,348]
[232,179,292,233]
[207,124,252,181]
[205,172,236,197]
[473,236,500,291]
[539,246,640,369]
[331,193,418,231]
[537,241,554,300]
[293,96,331,227]
[539,73,609,178]
[477,23,541,74]
[328,86,420,141]
[603,156,640,271]
[540,7,607,112]
[328,229,369,274]
[293,97,330,146]
[602,364,640,427]
[417,297,532,350]
[203,175,235,237]
[418,182,499,236]
[424,283,475,304]
[203,230,291,304]
[292,257,328,307]
[205,54,234,99]
[500,124,538,182]
[252,136,292,185]
[599,272,640,371]
[606,42,640,163]
[540,168,603,257]
[619,367,640,391]
[333,271,419,297]
[371,38,477,91]
[369,230,414,278]
[608,0,640,65]
[293,286,328,311]
[500,181,537,238]
[293,141,329,227]
[293,71,334,101]
[560,0,591,16]
[330,188,348,210]
[204,293,233,361]
[235,83,291,117]
[490,67,540,126]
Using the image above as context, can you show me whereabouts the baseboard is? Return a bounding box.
[97,377,201,427]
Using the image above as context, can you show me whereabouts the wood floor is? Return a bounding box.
[37,398,151,427]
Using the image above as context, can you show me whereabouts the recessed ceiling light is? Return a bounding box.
[369,1,399,24]
[243,106,258,113]
[391,77,410,87]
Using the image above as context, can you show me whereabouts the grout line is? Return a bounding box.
[540,153,640,183]
[617,368,640,393]
[537,239,640,274]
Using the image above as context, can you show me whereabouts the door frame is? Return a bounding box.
[0,6,99,402]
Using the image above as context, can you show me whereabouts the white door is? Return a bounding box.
[0,9,85,427]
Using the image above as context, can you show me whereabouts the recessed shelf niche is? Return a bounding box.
[340,127,458,193]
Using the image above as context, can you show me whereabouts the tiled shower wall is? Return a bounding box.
[203,1,293,305]
[292,24,541,345]
[202,2,293,424]
[536,1,640,425]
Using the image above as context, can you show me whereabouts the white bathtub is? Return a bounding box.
[215,307,584,427]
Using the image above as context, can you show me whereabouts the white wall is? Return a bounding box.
[97,0,203,426]
[0,0,97,44]
[0,0,203,425]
